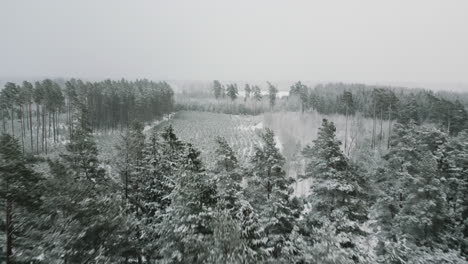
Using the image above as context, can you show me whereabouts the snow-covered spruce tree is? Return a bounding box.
[397,96,421,125]
[301,119,370,263]
[395,152,447,246]
[157,144,218,263]
[0,134,43,263]
[45,159,128,263]
[128,126,189,261]
[372,121,424,250]
[61,105,106,183]
[443,131,468,258]
[161,124,185,153]
[144,125,186,212]
[206,204,268,264]
[115,120,147,261]
[205,137,266,263]
[213,136,242,212]
[417,127,468,259]
[246,128,301,263]
[117,120,146,202]
[43,105,126,263]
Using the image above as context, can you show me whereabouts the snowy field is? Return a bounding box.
[157,111,391,196]
[153,111,263,168]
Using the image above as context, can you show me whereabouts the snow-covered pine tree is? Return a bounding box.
[418,127,468,258]
[373,121,423,236]
[247,128,301,262]
[443,131,468,258]
[206,137,266,263]
[397,96,421,125]
[395,151,447,247]
[47,159,126,263]
[157,144,218,263]
[244,84,251,102]
[143,125,186,214]
[43,105,125,263]
[117,120,146,203]
[213,136,242,212]
[129,127,188,261]
[115,121,148,261]
[373,123,465,262]
[61,105,106,183]
[0,134,43,263]
[301,119,370,263]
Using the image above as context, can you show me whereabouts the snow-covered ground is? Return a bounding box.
[237,121,263,131]
[143,113,175,134]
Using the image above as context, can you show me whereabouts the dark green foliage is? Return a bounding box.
[63,78,174,130]
[373,123,467,262]
[247,129,301,262]
[61,106,106,183]
[41,104,125,263]
[157,145,217,263]
[0,134,44,262]
[335,90,357,116]
[244,84,252,102]
[307,83,467,135]
[213,80,223,99]
[214,137,241,211]
[301,119,370,263]
[227,83,239,102]
[440,131,468,257]
[0,134,42,207]
[209,137,267,263]
[252,85,262,102]
[267,82,278,109]
[1,83,20,112]
[289,81,309,113]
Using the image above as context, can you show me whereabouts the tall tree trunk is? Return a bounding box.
[2,109,5,133]
[36,104,40,154]
[67,100,70,134]
[56,110,59,142]
[25,104,29,130]
[5,182,13,264]
[53,111,56,143]
[447,118,451,134]
[29,104,33,152]
[379,109,383,146]
[387,104,392,149]
[48,112,52,140]
[372,101,376,149]
[43,108,47,154]
[344,104,348,153]
[21,106,25,138]
[20,105,25,153]
[10,108,15,137]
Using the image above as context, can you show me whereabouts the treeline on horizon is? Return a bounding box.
[177,80,468,135]
[304,82,468,135]
[0,78,174,153]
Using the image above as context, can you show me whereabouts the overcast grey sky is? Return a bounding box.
[1,0,467,85]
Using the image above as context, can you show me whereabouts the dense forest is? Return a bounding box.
[1,79,467,263]
[0,79,174,154]
[178,81,468,137]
